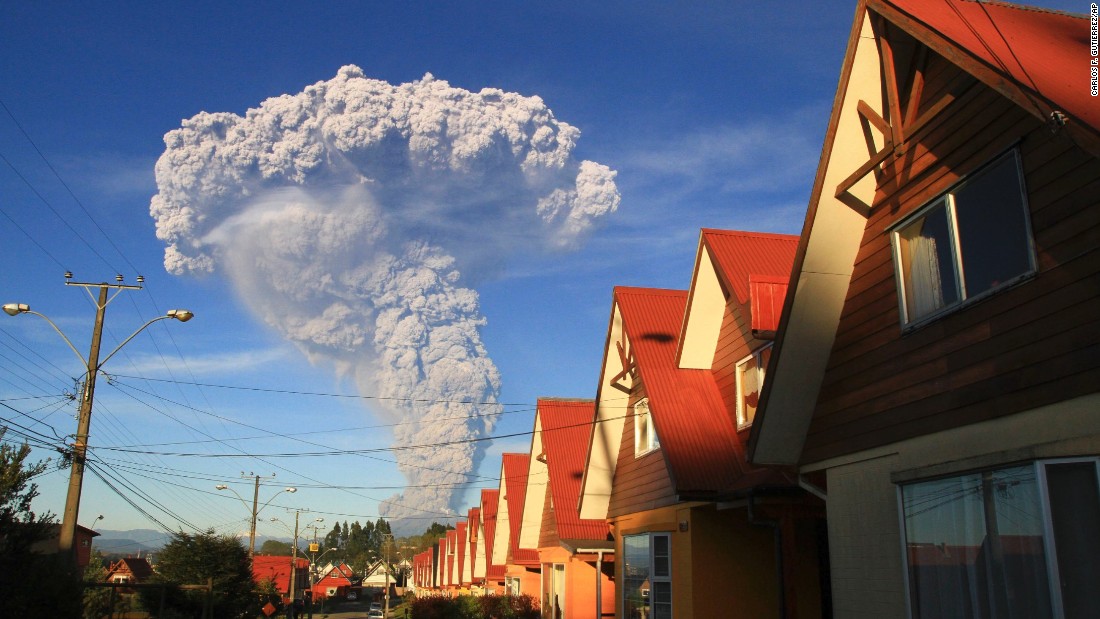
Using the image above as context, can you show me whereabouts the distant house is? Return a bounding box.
[579,230,827,618]
[464,507,482,590]
[476,489,504,592]
[491,453,541,597]
[518,398,615,619]
[31,523,100,569]
[105,556,154,585]
[312,561,355,599]
[748,1,1100,617]
[252,555,309,602]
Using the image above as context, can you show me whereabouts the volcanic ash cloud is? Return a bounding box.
[149,65,620,525]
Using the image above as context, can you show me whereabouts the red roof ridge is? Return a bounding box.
[700,228,800,242]
[614,285,686,297]
[951,0,1087,18]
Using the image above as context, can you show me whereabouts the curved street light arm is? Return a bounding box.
[97,314,174,368]
[21,310,88,367]
[215,485,252,512]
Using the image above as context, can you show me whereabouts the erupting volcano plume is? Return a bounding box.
[149,65,620,526]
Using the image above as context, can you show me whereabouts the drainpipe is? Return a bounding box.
[748,491,788,619]
[595,550,604,619]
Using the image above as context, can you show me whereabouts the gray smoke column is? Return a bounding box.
[149,65,619,526]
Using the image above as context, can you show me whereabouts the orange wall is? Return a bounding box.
[539,546,615,618]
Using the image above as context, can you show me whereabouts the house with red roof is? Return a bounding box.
[518,398,615,619]
[464,506,482,590]
[491,452,541,597]
[105,556,154,585]
[748,1,1100,617]
[578,230,827,618]
[252,555,309,603]
[475,489,504,592]
[311,561,355,600]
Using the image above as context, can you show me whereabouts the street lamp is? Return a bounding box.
[215,477,296,559]
[3,278,192,562]
[271,512,321,605]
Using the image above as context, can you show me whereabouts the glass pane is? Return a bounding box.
[737,355,760,426]
[954,154,1033,298]
[902,466,1052,619]
[652,582,672,619]
[623,535,651,619]
[897,201,959,322]
[1045,462,1100,619]
[653,535,670,577]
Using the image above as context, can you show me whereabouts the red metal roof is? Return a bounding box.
[252,555,309,593]
[615,287,747,493]
[701,229,797,306]
[467,507,480,580]
[502,453,540,565]
[455,522,468,584]
[880,0,1099,132]
[479,489,504,580]
[537,398,612,543]
[446,530,458,585]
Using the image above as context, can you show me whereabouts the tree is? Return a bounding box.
[0,429,82,616]
[258,539,294,555]
[142,530,258,619]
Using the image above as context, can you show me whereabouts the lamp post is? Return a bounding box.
[272,513,322,606]
[3,276,193,562]
[381,533,394,617]
[215,475,296,559]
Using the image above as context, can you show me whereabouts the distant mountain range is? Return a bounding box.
[92,529,293,557]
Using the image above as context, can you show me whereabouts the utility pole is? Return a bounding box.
[249,473,262,558]
[290,510,300,605]
[60,283,111,559]
[2,275,192,562]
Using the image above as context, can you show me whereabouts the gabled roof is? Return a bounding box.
[107,556,154,581]
[467,507,482,580]
[540,399,610,541]
[252,555,308,592]
[523,398,611,547]
[883,0,1099,136]
[678,230,797,368]
[749,0,1100,466]
[502,453,539,565]
[702,229,798,306]
[617,287,747,494]
[479,489,504,580]
[455,521,468,585]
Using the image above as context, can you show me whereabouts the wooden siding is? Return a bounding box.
[538,480,560,549]
[803,52,1100,464]
[712,297,772,437]
[607,385,677,519]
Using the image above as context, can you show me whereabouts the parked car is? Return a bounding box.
[346,591,357,600]
[370,602,382,611]
[368,610,384,619]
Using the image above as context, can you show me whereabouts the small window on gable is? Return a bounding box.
[634,398,659,457]
[736,344,772,430]
[890,150,1035,326]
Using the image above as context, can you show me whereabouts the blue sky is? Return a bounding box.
[0,1,1083,545]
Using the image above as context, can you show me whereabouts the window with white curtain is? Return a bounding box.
[900,459,1100,619]
[633,398,659,457]
[890,150,1035,325]
[735,344,772,429]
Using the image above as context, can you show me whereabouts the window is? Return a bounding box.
[633,398,659,456]
[735,344,772,429]
[542,563,566,618]
[890,150,1035,325]
[900,459,1100,619]
[624,533,671,619]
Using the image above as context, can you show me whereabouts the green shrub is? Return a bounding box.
[410,593,539,619]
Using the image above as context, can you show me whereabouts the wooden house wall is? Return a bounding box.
[607,384,677,519]
[803,51,1100,463]
[712,296,771,434]
[538,481,559,549]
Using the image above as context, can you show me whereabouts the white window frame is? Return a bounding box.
[889,149,1036,328]
[735,343,772,430]
[897,457,1100,619]
[633,398,659,457]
